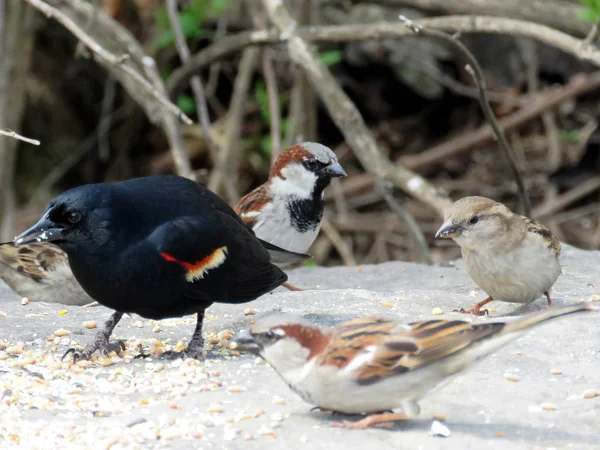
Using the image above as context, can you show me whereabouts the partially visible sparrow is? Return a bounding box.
[435,196,562,315]
[235,142,346,290]
[13,175,308,361]
[0,243,94,306]
[232,303,593,429]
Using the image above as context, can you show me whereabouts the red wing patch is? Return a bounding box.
[161,246,228,282]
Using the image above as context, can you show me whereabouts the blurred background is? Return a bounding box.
[2,0,600,266]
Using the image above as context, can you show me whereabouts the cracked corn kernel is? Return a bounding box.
[54,329,70,337]
[503,373,520,382]
[583,390,598,399]
[541,403,556,411]
[551,368,561,375]
[432,307,443,315]
[244,308,255,316]
[83,321,97,329]
[379,301,393,309]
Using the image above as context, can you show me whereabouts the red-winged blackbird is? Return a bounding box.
[13,175,308,360]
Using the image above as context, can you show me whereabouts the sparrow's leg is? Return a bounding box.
[455,297,494,316]
[161,310,206,360]
[63,311,125,362]
[544,290,553,307]
[331,412,407,429]
[282,281,302,291]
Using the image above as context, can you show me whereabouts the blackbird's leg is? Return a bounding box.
[63,311,125,362]
[161,310,206,360]
[454,297,494,316]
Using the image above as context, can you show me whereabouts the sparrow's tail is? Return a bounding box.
[258,238,311,266]
[502,303,596,335]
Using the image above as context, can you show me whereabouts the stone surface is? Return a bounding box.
[0,245,598,448]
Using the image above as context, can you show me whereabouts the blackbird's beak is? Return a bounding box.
[435,221,463,239]
[321,162,347,178]
[231,330,262,354]
[13,211,64,245]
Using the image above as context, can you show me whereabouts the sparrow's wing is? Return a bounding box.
[522,217,561,257]
[0,243,69,282]
[234,184,271,229]
[147,213,287,302]
[320,318,506,385]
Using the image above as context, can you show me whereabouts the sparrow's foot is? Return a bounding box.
[331,412,407,430]
[282,281,303,291]
[544,290,553,307]
[454,296,494,316]
[62,338,125,363]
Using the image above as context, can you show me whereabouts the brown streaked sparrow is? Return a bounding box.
[235,142,347,290]
[232,303,594,429]
[435,196,562,316]
[0,242,95,306]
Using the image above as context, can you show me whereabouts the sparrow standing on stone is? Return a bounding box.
[13,175,308,361]
[235,142,346,290]
[232,304,593,429]
[435,196,562,315]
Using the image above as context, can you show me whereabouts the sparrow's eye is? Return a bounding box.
[67,211,82,224]
[469,216,479,225]
[303,159,321,171]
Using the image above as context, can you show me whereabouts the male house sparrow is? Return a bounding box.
[232,303,593,429]
[0,145,341,305]
[235,142,346,289]
[435,196,562,316]
[13,175,308,361]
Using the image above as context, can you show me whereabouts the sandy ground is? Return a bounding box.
[0,244,598,449]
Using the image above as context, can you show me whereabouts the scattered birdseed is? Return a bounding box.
[59,338,70,346]
[58,310,67,316]
[82,321,97,329]
[5,345,22,355]
[583,389,598,399]
[430,420,451,437]
[591,294,599,302]
[218,330,232,341]
[244,308,256,316]
[208,404,224,413]
[496,432,503,438]
[134,321,143,328]
[432,307,443,315]
[227,385,246,393]
[0,311,6,317]
[152,325,161,333]
[229,342,238,349]
[273,397,286,405]
[21,297,29,306]
[541,403,557,411]
[551,368,562,375]
[243,433,254,441]
[503,373,520,382]
[379,301,393,309]
[53,329,70,337]
[432,413,446,422]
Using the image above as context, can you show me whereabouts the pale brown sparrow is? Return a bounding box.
[435,196,562,315]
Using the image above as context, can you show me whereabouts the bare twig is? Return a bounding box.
[533,177,600,219]
[399,15,530,215]
[165,0,221,167]
[261,0,451,216]
[262,48,282,164]
[142,56,195,180]
[207,47,259,200]
[24,0,193,125]
[167,16,600,97]
[98,76,117,161]
[320,218,357,266]
[0,129,40,146]
[375,181,432,264]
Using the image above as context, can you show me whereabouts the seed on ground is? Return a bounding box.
[541,403,557,411]
[379,301,393,309]
[432,307,443,315]
[82,321,97,329]
[244,308,256,316]
[551,368,561,375]
[21,298,29,306]
[503,373,520,382]
[583,389,598,399]
[54,329,70,337]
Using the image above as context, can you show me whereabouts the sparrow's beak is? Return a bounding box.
[231,330,261,354]
[321,162,347,178]
[13,211,64,246]
[435,220,463,239]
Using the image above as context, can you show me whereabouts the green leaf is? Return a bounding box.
[577,7,600,22]
[178,11,200,38]
[260,135,272,158]
[558,129,581,142]
[254,81,271,123]
[155,6,171,30]
[177,95,196,114]
[152,31,175,52]
[210,0,229,17]
[319,50,343,67]
[302,260,318,267]
[189,0,210,22]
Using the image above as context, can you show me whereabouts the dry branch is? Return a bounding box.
[261,0,451,217]
[0,130,40,146]
[168,16,600,97]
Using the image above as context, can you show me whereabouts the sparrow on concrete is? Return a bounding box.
[232,303,593,429]
[235,142,346,290]
[13,175,308,361]
[435,196,562,315]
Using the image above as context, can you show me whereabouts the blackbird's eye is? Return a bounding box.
[469,216,479,225]
[67,211,82,224]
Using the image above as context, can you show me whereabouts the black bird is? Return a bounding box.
[13,175,308,361]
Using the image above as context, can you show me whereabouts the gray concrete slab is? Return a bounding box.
[0,245,598,449]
